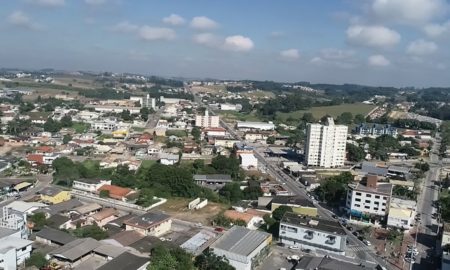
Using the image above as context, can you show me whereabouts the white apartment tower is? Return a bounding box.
[305,118,347,168]
[195,111,220,128]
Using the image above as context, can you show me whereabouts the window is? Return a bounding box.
[375,195,380,199]
[374,201,379,205]
[365,200,371,203]
[374,208,379,211]
[383,196,388,200]
[355,198,361,202]
[381,208,386,212]
[355,204,360,207]
[366,194,372,197]
[365,206,370,209]
[356,192,362,196]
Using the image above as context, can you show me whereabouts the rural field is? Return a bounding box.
[276,103,376,122]
[219,110,262,122]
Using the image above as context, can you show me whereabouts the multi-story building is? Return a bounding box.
[91,120,118,131]
[304,118,348,168]
[279,212,347,255]
[72,179,111,193]
[355,123,398,137]
[195,111,220,128]
[387,198,416,231]
[346,175,393,221]
[236,121,275,131]
[124,212,171,237]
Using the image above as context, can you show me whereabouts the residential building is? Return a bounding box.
[279,212,347,255]
[387,198,416,230]
[239,153,258,170]
[224,210,265,230]
[305,118,348,168]
[355,123,398,137]
[72,179,112,193]
[195,111,220,128]
[97,185,136,201]
[87,208,119,227]
[346,175,393,221]
[0,228,33,270]
[236,121,275,131]
[295,255,375,270]
[91,120,118,131]
[6,201,46,215]
[50,237,101,267]
[124,212,171,237]
[39,187,71,204]
[210,226,271,270]
[271,196,317,217]
[203,127,227,137]
[72,203,103,216]
[0,207,28,239]
[244,132,270,142]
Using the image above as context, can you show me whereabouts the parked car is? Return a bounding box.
[289,245,300,250]
[363,240,372,246]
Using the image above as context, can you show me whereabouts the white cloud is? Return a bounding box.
[222,35,254,52]
[406,39,438,55]
[368,54,391,67]
[320,48,354,60]
[85,0,106,5]
[280,49,300,61]
[138,26,176,41]
[112,21,139,33]
[372,0,448,24]
[346,25,401,49]
[193,33,221,47]
[423,21,450,38]
[163,14,185,26]
[7,11,41,30]
[190,16,218,30]
[28,0,65,7]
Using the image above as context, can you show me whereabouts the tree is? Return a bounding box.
[315,172,353,206]
[336,112,353,125]
[43,118,61,133]
[194,250,235,270]
[346,143,365,162]
[136,188,158,207]
[52,157,80,186]
[73,224,108,240]
[148,245,195,270]
[191,126,201,142]
[415,162,430,172]
[211,156,242,180]
[19,102,35,113]
[121,109,133,121]
[272,206,293,221]
[302,113,315,123]
[354,114,366,124]
[60,115,73,127]
[266,136,275,145]
[219,183,243,203]
[29,212,47,231]
[111,164,136,188]
[26,252,48,268]
[63,134,72,145]
[140,107,150,121]
[99,190,110,198]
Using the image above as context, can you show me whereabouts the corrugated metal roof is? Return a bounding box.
[13,181,32,190]
[211,226,270,257]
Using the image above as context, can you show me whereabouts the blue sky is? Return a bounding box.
[1,0,450,87]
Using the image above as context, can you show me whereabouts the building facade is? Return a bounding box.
[195,111,220,128]
[355,123,398,137]
[304,118,348,168]
[279,212,347,255]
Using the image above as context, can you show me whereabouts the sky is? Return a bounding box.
[1,0,450,87]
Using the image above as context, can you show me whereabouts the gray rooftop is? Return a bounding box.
[35,227,76,245]
[97,252,149,270]
[296,255,375,270]
[42,199,83,215]
[94,244,127,258]
[72,203,102,215]
[124,212,170,229]
[193,174,233,182]
[211,226,271,257]
[51,237,101,261]
[39,186,64,197]
[0,227,18,239]
[272,196,315,208]
[281,212,346,236]
[352,182,393,196]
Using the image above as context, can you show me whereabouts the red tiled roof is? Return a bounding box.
[98,185,134,200]
[27,154,44,164]
[36,146,54,153]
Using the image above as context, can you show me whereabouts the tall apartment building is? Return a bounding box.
[195,111,220,128]
[304,118,348,168]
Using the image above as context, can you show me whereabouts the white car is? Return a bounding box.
[363,240,372,246]
[289,245,300,250]
[291,255,300,261]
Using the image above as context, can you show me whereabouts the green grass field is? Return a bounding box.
[276,103,376,122]
[218,110,263,122]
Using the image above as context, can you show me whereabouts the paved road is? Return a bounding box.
[0,174,53,207]
[190,91,388,268]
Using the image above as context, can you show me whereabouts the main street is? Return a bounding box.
[191,91,389,268]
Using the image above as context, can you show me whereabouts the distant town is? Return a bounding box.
[1,69,450,270]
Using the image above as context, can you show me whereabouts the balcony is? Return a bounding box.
[325,236,336,245]
[304,231,314,240]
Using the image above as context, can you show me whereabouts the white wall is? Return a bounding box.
[346,189,389,216]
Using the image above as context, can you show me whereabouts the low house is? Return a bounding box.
[210,226,272,270]
[72,203,102,216]
[97,185,136,202]
[124,212,171,237]
[387,198,417,231]
[193,174,233,190]
[87,208,119,227]
[41,199,83,216]
[224,210,264,230]
[50,237,101,267]
[35,227,76,246]
[39,186,71,204]
[72,179,111,193]
[6,201,46,215]
[96,252,149,270]
[159,153,179,165]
